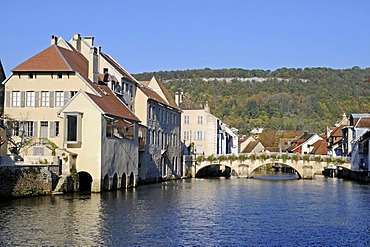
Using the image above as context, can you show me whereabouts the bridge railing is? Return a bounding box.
[184,152,351,164]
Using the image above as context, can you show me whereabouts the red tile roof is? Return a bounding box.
[86,84,140,122]
[310,140,328,155]
[139,85,169,106]
[241,140,260,153]
[12,45,81,72]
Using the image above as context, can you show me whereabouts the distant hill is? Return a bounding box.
[133,67,370,134]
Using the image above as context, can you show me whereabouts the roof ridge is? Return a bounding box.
[54,45,73,71]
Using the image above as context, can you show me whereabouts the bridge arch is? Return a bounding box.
[195,164,232,178]
[248,161,301,179]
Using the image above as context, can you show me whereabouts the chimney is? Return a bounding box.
[83,36,94,47]
[175,92,180,106]
[71,33,81,52]
[89,47,99,83]
[51,35,58,45]
[204,101,210,112]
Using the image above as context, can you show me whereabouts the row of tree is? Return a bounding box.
[134,67,370,134]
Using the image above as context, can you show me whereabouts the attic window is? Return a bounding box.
[28,73,34,79]
[57,72,63,79]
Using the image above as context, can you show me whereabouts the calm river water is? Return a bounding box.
[1,175,370,246]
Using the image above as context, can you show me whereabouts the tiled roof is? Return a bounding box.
[86,84,140,122]
[355,117,370,128]
[241,140,260,153]
[265,147,279,152]
[310,140,328,155]
[139,85,169,106]
[13,45,79,72]
[330,125,345,137]
[179,94,203,110]
[100,52,136,83]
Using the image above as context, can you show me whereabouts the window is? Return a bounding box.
[57,72,63,79]
[194,131,205,140]
[26,91,35,107]
[41,91,50,107]
[198,116,203,124]
[12,91,21,107]
[55,91,64,107]
[11,121,20,136]
[64,113,82,144]
[23,121,34,137]
[28,73,34,79]
[130,85,133,100]
[184,116,189,124]
[184,131,190,140]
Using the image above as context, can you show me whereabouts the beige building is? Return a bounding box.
[175,92,238,156]
[3,35,141,192]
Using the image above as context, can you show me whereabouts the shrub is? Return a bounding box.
[229,154,237,162]
[281,154,290,162]
[292,155,300,162]
[258,154,269,161]
[314,156,323,162]
[218,155,228,162]
[238,154,247,162]
[270,154,278,160]
[325,157,333,164]
[303,155,310,162]
[206,155,216,162]
[249,154,257,161]
[196,156,205,163]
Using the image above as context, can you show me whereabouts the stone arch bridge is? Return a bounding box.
[190,156,351,179]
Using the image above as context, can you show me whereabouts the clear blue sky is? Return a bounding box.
[1,0,370,76]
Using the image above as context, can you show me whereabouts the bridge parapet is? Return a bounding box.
[185,153,351,179]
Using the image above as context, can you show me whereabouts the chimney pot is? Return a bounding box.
[51,35,58,45]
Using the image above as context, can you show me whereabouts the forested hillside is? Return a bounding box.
[133,67,370,134]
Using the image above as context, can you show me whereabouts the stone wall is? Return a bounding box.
[0,165,60,199]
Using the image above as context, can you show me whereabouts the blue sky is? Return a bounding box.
[1,0,370,75]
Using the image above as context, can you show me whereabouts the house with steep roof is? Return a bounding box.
[3,35,141,192]
[342,113,370,157]
[327,114,349,157]
[134,77,182,181]
[239,136,265,154]
[284,132,323,154]
[175,92,238,156]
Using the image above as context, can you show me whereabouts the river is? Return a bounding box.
[0,175,369,246]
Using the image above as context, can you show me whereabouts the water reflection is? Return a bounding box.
[252,166,300,180]
[1,178,370,246]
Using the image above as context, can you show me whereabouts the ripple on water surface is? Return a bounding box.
[0,178,370,246]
